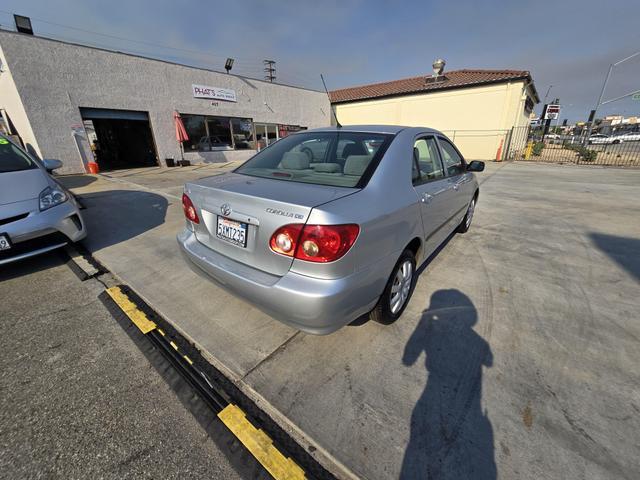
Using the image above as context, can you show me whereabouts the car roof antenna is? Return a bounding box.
[321,74,342,128]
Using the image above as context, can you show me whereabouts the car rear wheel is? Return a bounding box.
[370,250,416,324]
[457,196,476,233]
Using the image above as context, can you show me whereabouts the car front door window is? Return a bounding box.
[438,137,465,176]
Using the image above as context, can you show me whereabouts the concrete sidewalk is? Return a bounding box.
[59,161,640,479]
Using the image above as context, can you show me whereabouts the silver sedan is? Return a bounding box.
[0,135,86,265]
[178,125,483,334]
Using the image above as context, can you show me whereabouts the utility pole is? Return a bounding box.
[584,51,640,144]
[263,60,276,83]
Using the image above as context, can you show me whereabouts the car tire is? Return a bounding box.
[613,140,621,144]
[370,250,416,325]
[457,196,477,234]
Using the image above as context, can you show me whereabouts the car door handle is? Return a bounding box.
[421,193,433,204]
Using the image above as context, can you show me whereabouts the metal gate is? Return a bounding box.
[504,126,640,167]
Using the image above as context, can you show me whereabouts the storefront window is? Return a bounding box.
[182,115,206,151]
[230,118,254,150]
[181,114,254,151]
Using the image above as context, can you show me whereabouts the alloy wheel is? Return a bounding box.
[389,260,413,314]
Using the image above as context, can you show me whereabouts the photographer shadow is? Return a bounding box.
[401,289,496,479]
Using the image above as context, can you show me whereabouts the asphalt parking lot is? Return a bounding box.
[56,161,640,479]
[0,253,249,479]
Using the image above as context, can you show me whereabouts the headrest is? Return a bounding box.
[344,155,372,176]
[281,152,310,170]
[313,163,342,173]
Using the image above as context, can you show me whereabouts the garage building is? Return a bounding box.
[0,29,330,174]
[330,63,539,160]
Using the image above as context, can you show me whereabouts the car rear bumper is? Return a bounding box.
[177,228,385,334]
[0,200,86,266]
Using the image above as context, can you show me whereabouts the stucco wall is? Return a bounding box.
[334,80,534,160]
[0,31,330,174]
[0,41,41,157]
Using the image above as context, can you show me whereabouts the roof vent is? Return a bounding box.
[432,58,446,77]
[426,58,447,84]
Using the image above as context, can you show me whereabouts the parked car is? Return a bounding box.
[195,136,232,151]
[177,126,483,334]
[613,131,640,142]
[0,135,86,265]
[588,134,622,145]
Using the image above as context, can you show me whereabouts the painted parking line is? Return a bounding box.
[105,286,157,334]
[104,284,310,480]
[219,404,306,480]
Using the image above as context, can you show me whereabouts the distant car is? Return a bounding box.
[178,125,484,334]
[544,133,560,140]
[613,132,640,142]
[588,134,621,145]
[196,136,232,151]
[0,135,86,265]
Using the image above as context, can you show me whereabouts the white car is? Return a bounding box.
[588,134,621,145]
[613,132,640,142]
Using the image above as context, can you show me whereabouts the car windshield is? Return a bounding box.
[235,131,394,188]
[0,138,39,173]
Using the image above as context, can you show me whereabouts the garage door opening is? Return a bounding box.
[80,108,158,171]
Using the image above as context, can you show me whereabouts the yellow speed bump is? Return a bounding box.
[106,286,157,334]
[218,405,305,480]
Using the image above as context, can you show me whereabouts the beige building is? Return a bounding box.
[330,68,539,160]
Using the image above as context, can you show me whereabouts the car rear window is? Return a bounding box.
[0,138,38,173]
[235,131,394,188]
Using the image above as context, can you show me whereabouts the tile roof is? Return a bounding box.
[329,69,535,104]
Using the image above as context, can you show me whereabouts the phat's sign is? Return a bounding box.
[192,84,237,102]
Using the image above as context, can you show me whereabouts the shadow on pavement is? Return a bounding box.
[58,174,98,189]
[0,250,67,282]
[401,289,496,480]
[589,232,640,282]
[78,190,168,250]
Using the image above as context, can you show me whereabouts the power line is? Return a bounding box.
[0,9,267,63]
[0,10,322,88]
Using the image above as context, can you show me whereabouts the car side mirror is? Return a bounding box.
[467,160,485,172]
[42,158,63,173]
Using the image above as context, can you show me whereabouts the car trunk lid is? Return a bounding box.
[185,172,358,276]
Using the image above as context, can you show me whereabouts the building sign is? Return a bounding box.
[544,104,560,120]
[192,84,237,102]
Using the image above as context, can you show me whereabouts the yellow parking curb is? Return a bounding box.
[218,405,306,480]
[105,286,157,334]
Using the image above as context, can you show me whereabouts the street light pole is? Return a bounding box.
[584,51,640,143]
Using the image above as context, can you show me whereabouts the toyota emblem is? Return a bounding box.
[221,203,232,216]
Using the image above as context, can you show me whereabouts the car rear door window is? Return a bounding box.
[412,137,444,185]
[438,137,465,176]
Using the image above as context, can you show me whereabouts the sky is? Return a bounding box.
[1,0,639,123]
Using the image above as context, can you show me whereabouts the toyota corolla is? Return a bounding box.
[177,125,483,334]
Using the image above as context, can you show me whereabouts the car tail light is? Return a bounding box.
[269,224,304,256]
[269,224,359,263]
[182,193,199,224]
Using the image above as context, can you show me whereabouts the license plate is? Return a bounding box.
[0,234,11,251]
[216,216,247,247]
